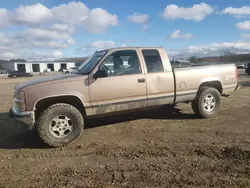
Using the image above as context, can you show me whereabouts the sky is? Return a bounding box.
[0,0,250,61]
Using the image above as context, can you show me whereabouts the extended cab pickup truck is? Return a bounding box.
[9,47,240,147]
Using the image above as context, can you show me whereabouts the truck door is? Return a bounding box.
[140,49,175,106]
[88,49,147,115]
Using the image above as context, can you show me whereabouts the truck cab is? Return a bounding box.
[80,47,175,116]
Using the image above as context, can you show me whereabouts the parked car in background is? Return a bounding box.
[170,60,192,68]
[43,68,51,73]
[236,63,245,69]
[245,63,250,75]
[9,47,240,147]
[8,71,33,78]
[0,70,8,74]
[58,68,66,72]
[62,67,78,74]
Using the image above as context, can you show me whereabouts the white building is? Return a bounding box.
[2,61,76,73]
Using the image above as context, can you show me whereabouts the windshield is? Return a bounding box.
[77,50,108,74]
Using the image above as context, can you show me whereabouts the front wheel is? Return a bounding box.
[192,87,221,118]
[37,103,84,147]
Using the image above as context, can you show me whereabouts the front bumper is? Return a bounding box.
[9,105,35,127]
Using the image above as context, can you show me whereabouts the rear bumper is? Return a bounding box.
[9,105,35,127]
[222,83,240,97]
[234,83,241,91]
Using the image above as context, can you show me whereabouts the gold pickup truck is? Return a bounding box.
[9,47,240,147]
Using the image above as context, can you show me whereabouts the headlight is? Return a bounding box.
[14,91,26,111]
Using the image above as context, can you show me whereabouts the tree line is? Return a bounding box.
[189,51,250,63]
[1,51,250,68]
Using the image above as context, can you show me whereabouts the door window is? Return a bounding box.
[100,50,141,77]
[142,49,164,73]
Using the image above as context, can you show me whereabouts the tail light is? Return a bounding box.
[234,64,238,80]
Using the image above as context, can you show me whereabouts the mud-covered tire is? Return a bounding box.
[192,87,221,118]
[37,103,84,147]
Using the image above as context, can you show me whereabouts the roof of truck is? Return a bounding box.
[101,46,165,51]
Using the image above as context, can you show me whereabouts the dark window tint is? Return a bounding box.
[142,50,164,73]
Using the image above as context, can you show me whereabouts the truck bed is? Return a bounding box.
[172,64,238,103]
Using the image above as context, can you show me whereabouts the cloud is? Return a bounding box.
[162,3,213,21]
[236,20,250,30]
[241,33,250,40]
[20,50,64,61]
[31,40,75,49]
[0,52,18,59]
[142,24,149,31]
[0,1,118,33]
[222,6,250,18]
[51,1,89,24]
[0,32,9,43]
[13,3,51,24]
[90,40,116,50]
[25,28,73,40]
[0,8,9,27]
[77,40,116,55]
[128,13,149,24]
[0,26,75,61]
[50,24,75,34]
[0,1,120,60]
[128,13,149,31]
[10,27,76,49]
[0,44,63,61]
[168,29,193,40]
[82,8,118,33]
[169,41,250,57]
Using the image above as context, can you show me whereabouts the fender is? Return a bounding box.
[33,94,86,111]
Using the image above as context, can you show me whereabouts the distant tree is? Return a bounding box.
[189,56,197,63]
[219,50,236,62]
[54,57,89,64]
[0,59,8,63]
[9,59,27,62]
[192,51,250,64]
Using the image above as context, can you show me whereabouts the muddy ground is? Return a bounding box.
[0,70,249,188]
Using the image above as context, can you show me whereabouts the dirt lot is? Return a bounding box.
[0,70,249,188]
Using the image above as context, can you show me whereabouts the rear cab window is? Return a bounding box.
[141,49,164,73]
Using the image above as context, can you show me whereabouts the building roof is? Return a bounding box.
[11,61,75,64]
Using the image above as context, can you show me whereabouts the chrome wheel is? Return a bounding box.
[49,115,73,138]
[203,94,216,112]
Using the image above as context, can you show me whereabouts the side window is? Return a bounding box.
[101,50,141,76]
[142,49,164,73]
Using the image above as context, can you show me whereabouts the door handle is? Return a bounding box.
[137,78,145,83]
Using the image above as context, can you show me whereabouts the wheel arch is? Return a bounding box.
[34,95,86,121]
[198,80,223,94]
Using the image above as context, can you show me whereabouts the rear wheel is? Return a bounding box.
[192,87,221,118]
[37,103,84,147]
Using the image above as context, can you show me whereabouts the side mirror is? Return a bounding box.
[93,69,108,79]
